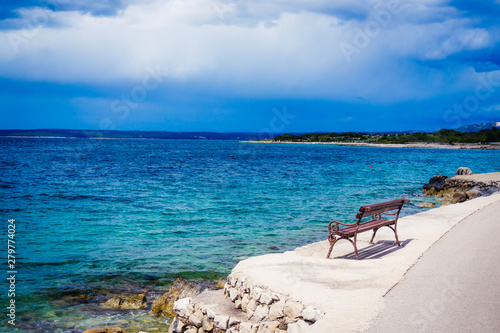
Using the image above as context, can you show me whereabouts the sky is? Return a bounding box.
[1,0,500,133]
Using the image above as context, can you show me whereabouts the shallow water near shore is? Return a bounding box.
[1,138,500,332]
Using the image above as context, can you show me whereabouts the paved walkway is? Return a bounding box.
[365,199,500,333]
[229,194,500,332]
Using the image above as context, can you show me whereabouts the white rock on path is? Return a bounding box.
[301,306,323,322]
[206,307,217,319]
[173,298,191,318]
[214,315,230,330]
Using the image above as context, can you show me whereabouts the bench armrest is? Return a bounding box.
[328,220,353,233]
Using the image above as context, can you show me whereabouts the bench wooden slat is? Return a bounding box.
[357,199,408,219]
[327,198,410,260]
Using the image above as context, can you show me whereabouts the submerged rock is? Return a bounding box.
[82,328,123,333]
[419,202,436,208]
[101,294,147,310]
[422,174,448,196]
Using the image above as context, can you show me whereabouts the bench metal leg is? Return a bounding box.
[326,235,338,259]
[385,225,400,246]
[392,225,400,246]
[369,228,379,244]
[353,233,359,260]
[326,235,360,260]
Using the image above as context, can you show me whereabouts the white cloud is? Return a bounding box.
[0,0,498,103]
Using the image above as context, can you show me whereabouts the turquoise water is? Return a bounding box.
[1,138,499,332]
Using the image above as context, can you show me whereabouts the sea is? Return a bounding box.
[1,137,499,332]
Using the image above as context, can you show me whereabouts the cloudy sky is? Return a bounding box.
[1,0,499,132]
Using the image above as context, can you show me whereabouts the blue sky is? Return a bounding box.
[1,0,500,133]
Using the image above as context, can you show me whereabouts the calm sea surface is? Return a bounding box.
[1,138,499,332]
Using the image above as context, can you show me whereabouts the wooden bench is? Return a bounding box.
[326,198,410,260]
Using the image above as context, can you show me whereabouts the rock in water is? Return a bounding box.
[451,192,467,204]
[419,202,436,208]
[466,189,481,200]
[150,278,202,318]
[422,174,448,196]
[456,167,473,175]
[83,328,123,333]
[101,294,147,310]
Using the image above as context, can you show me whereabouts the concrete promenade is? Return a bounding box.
[229,194,500,332]
[365,197,500,333]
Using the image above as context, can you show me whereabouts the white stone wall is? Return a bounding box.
[170,274,324,333]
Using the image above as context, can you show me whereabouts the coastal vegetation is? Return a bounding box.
[273,127,500,144]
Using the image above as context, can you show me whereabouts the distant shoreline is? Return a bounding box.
[241,141,500,150]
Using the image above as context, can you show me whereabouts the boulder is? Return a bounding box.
[284,300,304,320]
[267,301,285,320]
[259,292,273,305]
[170,317,185,333]
[456,167,473,175]
[301,306,323,322]
[451,192,467,204]
[234,298,242,309]
[253,305,269,321]
[101,294,147,310]
[247,298,257,313]
[419,202,436,208]
[173,298,192,318]
[229,288,239,302]
[202,315,214,331]
[214,315,229,330]
[206,307,217,319]
[150,278,202,317]
[188,309,204,327]
[466,189,481,200]
[241,294,250,312]
[422,175,448,196]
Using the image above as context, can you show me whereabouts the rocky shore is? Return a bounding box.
[422,167,500,204]
[83,278,225,333]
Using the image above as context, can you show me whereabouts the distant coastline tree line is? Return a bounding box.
[273,127,500,144]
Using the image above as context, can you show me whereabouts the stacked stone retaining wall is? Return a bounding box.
[169,274,324,333]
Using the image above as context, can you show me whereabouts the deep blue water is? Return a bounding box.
[1,138,499,332]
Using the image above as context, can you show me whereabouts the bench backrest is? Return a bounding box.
[355,198,410,220]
